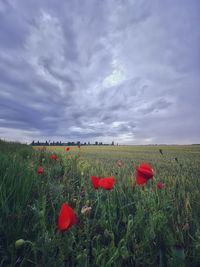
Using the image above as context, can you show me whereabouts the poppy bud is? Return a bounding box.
[157,182,164,190]
[15,239,25,249]
[37,166,44,175]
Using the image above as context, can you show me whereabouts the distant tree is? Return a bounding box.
[95,141,98,145]
[111,141,114,146]
[31,141,35,146]
[45,141,49,146]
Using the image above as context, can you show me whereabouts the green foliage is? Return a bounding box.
[0,142,200,266]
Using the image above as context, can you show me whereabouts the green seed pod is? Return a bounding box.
[128,219,134,230]
[15,239,25,249]
[120,246,129,260]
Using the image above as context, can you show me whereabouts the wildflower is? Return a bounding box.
[81,206,92,215]
[91,176,99,189]
[50,154,57,160]
[91,176,115,190]
[57,203,77,232]
[116,160,124,167]
[66,147,70,151]
[135,163,153,185]
[78,153,80,157]
[99,177,115,190]
[157,182,164,189]
[37,166,44,175]
[78,145,81,149]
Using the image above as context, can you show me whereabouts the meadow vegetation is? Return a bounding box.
[0,140,200,266]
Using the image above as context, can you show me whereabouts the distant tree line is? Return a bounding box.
[30,141,117,146]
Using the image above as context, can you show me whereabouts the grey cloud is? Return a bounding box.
[0,0,199,144]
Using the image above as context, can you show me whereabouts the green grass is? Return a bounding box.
[1,141,200,266]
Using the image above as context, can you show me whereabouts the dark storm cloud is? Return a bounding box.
[0,0,199,144]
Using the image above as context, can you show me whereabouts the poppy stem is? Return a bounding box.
[107,193,112,230]
[120,201,135,209]
[94,190,102,218]
[24,241,38,266]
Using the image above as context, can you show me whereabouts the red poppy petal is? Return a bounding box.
[57,203,77,231]
[99,177,115,190]
[37,166,43,174]
[91,176,100,189]
[136,175,147,185]
[69,212,77,227]
[157,182,164,189]
[50,154,57,160]
[137,163,153,179]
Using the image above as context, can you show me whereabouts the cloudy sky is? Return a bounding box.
[0,0,199,144]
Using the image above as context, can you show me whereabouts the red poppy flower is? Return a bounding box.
[99,176,115,190]
[37,166,44,175]
[91,176,115,190]
[78,153,80,157]
[91,176,100,189]
[66,147,70,151]
[135,163,153,185]
[50,154,57,160]
[157,182,164,190]
[78,145,80,149]
[57,203,77,232]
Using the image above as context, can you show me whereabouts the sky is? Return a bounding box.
[0,0,199,145]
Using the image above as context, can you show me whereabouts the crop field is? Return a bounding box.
[1,140,200,267]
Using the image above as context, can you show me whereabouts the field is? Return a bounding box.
[1,140,200,267]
